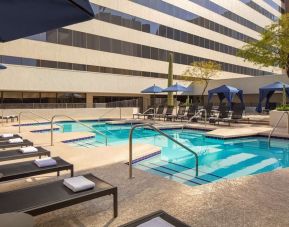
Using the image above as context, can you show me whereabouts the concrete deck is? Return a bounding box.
[0,117,289,226]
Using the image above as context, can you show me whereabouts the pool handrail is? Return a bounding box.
[268,111,289,147]
[50,115,108,146]
[181,108,207,131]
[128,123,199,179]
[18,111,64,133]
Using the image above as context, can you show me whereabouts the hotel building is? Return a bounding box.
[0,0,286,109]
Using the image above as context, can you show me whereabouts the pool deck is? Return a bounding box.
[1,118,289,226]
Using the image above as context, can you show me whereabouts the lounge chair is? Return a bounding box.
[0,115,18,123]
[147,105,165,120]
[119,210,190,227]
[0,173,118,217]
[165,106,186,121]
[160,106,174,121]
[179,104,198,121]
[0,146,50,162]
[0,134,22,141]
[133,107,154,119]
[0,156,73,182]
[0,139,33,149]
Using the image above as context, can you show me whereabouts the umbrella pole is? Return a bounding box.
[153,93,156,121]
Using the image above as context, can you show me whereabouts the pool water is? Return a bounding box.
[52,121,289,186]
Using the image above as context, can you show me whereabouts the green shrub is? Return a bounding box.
[276,104,289,111]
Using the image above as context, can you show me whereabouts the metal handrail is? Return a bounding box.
[129,123,199,179]
[268,111,289,147]
[182,109,207,131]
[97,108,118,121]
[50,115,108,146]
[18,111,64,133]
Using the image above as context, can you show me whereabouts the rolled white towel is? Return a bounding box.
[1,133,14,138]
[34,157,57,168]
[20,146,38,153]
[63,176,95,192]
[8,138,23,143]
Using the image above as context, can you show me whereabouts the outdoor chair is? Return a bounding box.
[160,106,175,121]
[0,139,33,149]
[0,173,118,217]
[0,134,22,142]
[165,106,186,121]
[133,106,154,119]
[120,210,190,227]
[0,156,73,183]
[0,146,50,162]
[150,105,166,120]
[179,104,198,121]
[263,102,277,114]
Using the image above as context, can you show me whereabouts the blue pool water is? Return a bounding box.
[34,121,289,186]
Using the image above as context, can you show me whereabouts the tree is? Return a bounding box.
[167,53,174,106]
[238,14,289,77]
[182,61,221,105]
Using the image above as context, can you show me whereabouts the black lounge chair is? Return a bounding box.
[0,134,22,142]
[133,107,154,119]
[0,156,73,182]
[165,106,186,121]
[147,105,165,119]
[120,210,190,227]
[0,139,33,149]
[0,146,50,162]
[0,173,118,217]
[179,104,198,121]
[160,106,175,121]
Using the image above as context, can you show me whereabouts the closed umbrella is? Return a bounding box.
[162,83,192,113]
[141,84,163,118]
[0,0,96,42]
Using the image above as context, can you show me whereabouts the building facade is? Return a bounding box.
[0,0,287,107]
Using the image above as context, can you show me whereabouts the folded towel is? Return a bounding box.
[137,217,174,227]
[1,133,14,138]
[8,138,23,143]
[34,157,57,168]
[63,176,95,192]
[20,146,38,153]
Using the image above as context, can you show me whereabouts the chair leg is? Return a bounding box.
[113,189,118,218]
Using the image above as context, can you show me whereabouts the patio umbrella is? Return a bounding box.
[0,64,6,70]
[0,0,96,42]
[162,83,192,113]
[141,84,163,117]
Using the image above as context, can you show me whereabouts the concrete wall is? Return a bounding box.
[2,107,138,121]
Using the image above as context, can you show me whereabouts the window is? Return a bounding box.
[58,28,72,46]
[73,31,86,48]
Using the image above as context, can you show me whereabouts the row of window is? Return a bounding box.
[240,0,279,21]
[188,0,264,33]
[263,0,284,13]
[130,0,256,43]
[0,55,183,80]
[0,92,86,104]
[93,5,238,56]
[27,28,273,76]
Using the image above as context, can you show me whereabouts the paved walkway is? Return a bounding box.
[0,117,289,226]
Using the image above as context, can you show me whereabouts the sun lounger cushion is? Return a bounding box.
[138,217,175,227]
[34,157,57,168]
[9,138,23,143]
[1,134,14,138]
[63,176,95,192]
[20,146,38,153]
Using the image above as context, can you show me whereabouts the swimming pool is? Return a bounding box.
[33,121,289,186]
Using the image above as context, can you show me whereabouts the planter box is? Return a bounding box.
[270,110,289,128]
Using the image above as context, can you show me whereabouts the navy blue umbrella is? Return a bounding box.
[0,0,96,42]
[142,84,163,117]
[163,83,192,112]
[0,64,6,70]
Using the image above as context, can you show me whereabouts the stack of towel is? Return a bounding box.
[8,138,23,143]
[34,157,57,168]
[20,146,38,153]
[1,133,14,138]
[63,176,95,192]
